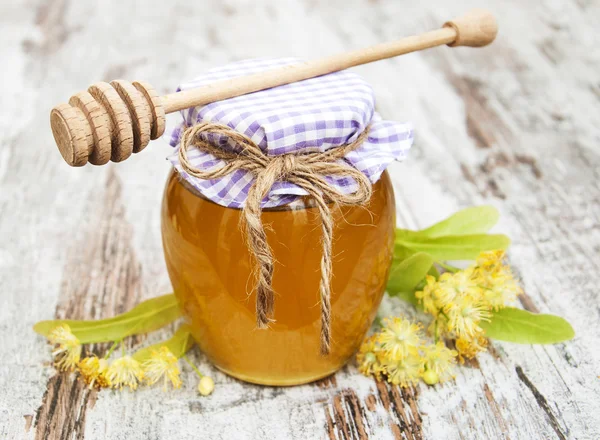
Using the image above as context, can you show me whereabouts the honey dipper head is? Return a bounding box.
[50,80,166,167]
[51,104,92,167]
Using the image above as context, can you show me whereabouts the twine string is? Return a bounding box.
[178,122,372,355]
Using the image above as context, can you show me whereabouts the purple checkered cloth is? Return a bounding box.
[167,58,414,208]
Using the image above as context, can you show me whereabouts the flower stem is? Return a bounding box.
[438,261,460,273]
[183,354,204,378]
[104,340,120,359]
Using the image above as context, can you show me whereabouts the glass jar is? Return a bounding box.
[161,170,395,385]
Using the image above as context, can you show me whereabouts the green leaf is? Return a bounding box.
[427,264,440,278]
[396,233,510,261]
[133,324,195,363]
[33,294,181,343]
[417,206,500,237]
[481,307,575,344]
[387,253,434,305]
[392,243,416,262]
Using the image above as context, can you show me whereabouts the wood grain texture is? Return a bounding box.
[33,169,143,440]
[0,0,598,439]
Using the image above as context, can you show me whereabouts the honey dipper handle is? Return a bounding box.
[161,9,497,113]
[50,9,497,167]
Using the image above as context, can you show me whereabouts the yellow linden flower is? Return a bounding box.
[48,324,82,371]
[476,250,505,272]
[417,269,483,319]
[473,251,523,310]
[421,342,458,384]
[357,336,383,378]
[78,356,111,389]
[415,275,438,316]
[381,356,423,387]
[377,317,423,361]
[198,376,215,396]
[142,347,182,390]
[445,293,491,339]
[455,335,488,362]
[432,273,458,307]
[480,276,522,310]
[436,268,480,306]
[107,356,144,390]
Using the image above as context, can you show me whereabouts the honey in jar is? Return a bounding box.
[161,170,396,385]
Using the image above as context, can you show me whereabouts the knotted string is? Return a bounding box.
[178,122,373,354]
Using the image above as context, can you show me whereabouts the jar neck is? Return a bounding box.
[176,171,319,212]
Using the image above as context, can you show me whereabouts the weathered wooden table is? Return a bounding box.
[1,0,598,438]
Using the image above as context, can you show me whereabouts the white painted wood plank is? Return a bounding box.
[0,0,598,439]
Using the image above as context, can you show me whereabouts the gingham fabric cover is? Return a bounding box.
[167,58,413,208]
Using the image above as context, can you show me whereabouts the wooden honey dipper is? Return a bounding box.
[50,9,498,166]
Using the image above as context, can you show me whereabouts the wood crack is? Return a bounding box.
[325,389,365,440]
[516,366,567,440]
[483,383,510,438]
[376,381,423,440]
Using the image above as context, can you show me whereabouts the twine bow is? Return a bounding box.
[179,122,373,354]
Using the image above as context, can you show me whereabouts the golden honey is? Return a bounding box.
[161,170,395,385]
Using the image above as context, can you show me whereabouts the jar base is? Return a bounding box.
[214,364,344,386]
